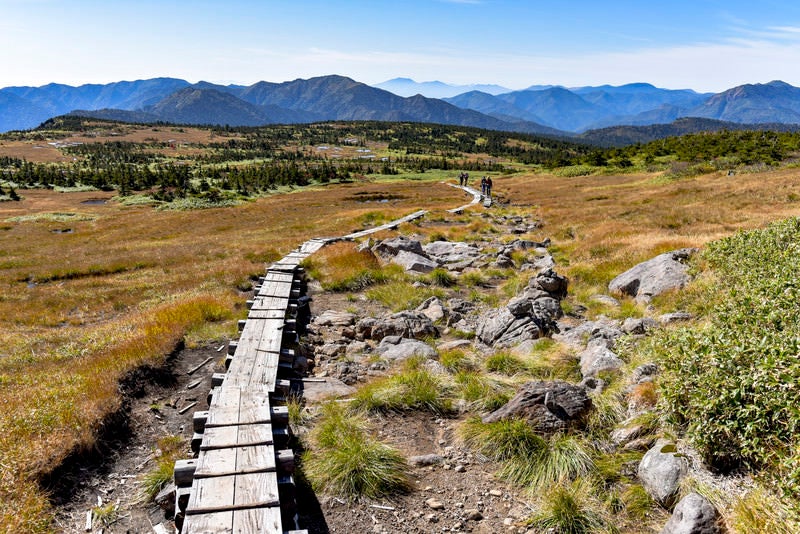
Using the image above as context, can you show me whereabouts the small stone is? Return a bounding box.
[426,513,439,523]
[454,464,466,473]
[455,502,464,508]
[424,486,433,492]
[465,509,483,521]
[503,518,514,526]
[443,464,452,470]
[426,498,445,510]
[489,489,503,497]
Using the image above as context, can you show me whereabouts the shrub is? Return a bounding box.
[646,217,800,484]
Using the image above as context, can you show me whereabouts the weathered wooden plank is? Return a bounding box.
[263,271,295,283]
[183,507,283,534]
[186,472,280,514]
[204,405,270,427]
[194,444,276,478]
[200,424,274,451]
[246,309,287,320]
[249,295,291,311]
[186,474,236,513]
[181,509,233,533]
[232,507,282,533]
[224,358,278,389]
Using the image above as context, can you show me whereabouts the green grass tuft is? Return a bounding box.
[485,350,528,376]
[351,357,452,414]
[528,480,614,534]
[302,403,410,500]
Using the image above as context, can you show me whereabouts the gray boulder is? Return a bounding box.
[529,269,569,299]
[659,311,693,325]
[553,318,623,350]
[375,337,438,361]
[373,236,424,257]
[495,253,515,268]
[355,311,438,341]
[392,250,438,273]
[631,363,659,385]
[312,309,356,327]
[476,307,543,348]
[423,241,482,265]
[483,380,592,433]
[609,249,697,303]
[621,317,658,335]
[659,492,719,534]
[417,296,447,323]
[578,345,625,378]
[638,440,689,507]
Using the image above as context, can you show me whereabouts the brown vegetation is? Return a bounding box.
[3,159,800,530]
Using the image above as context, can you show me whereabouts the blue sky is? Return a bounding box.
[3,0,800,92]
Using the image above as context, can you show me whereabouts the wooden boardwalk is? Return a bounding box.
[175,265,307,534]
[446,183,484,213]
[174,185,481,533]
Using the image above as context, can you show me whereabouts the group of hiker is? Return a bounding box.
[457,172,493,197]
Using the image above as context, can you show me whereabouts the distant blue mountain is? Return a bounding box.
[373,78,511,98]
[3,76,800,137]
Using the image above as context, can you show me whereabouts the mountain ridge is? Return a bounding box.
[3,76,800,139]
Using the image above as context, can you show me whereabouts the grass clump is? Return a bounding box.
[453,371,512,412]
[302,242,388,292]
[439,349,475,372]
[366,280,444,311]
[528,480,614,534]
[351,357,452,414]
[729,486,800,534]
[459,417,594,490]
[427,267,456,287]
[302,403,410,500]
[485,350,528,376]
[91,501,119,528]
[140,435,187,501]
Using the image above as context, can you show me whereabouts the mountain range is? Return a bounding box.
[4,76,800,142]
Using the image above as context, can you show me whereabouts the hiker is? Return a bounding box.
[486,177,493,197]
[480,176,487,195]
[464,172,469,187]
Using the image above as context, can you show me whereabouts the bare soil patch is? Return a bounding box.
[49,342,225,533]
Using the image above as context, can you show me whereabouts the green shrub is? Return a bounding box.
[641,217,800,487]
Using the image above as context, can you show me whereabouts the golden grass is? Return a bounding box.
[497,168,800,309]
[3,160,800,530]
[0,181,464,532]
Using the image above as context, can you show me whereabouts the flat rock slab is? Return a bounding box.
[609,248,697,303]
[300,378,357,403]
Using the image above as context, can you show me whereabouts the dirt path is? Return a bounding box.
[49,342,225,533]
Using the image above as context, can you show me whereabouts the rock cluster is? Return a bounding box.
[476,269,568,348]
[304,227,707,534]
